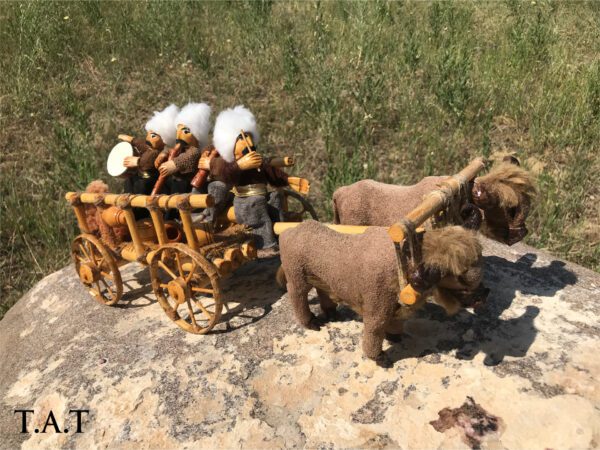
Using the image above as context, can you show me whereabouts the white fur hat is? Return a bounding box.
[213,105,259,162]
[145,104,179,147]
[175,102,212,148]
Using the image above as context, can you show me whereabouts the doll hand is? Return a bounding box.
[154,152,168,169]
[118,134,134,143]
[123,156,139,168]
[198,155,210,171]
[237,152,263,171]
[288,177,310,194]
[159,160,177,176]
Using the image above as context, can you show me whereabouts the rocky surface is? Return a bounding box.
[1,238,599,449]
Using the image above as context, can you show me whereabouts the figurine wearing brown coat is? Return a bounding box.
[278,221,486,362]
[333,161,536,245]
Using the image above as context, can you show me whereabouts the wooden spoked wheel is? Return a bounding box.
[150,243,223,334]
[283,189,319,222]
[71,234,123,306]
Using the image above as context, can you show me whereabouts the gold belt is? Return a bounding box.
[233,183,268,197]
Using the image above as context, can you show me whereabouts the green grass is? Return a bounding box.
[1,1,599,318]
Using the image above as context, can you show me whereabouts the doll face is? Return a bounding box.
[176,124,199,147]
[145,130,165,151]
[234,131,256,161]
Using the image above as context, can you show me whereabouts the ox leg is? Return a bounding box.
[286,274,321,331]
[362,295,395,367]
[316,289,337,321]
[362,319,386,360]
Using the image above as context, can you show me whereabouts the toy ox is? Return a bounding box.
[277,221,487,364]
[275,162,492,364]
[333,157,536,245]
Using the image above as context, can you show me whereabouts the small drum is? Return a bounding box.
[107,141,135,178]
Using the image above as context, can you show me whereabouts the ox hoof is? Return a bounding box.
[386,333,403,343]
[374,353,393,369]
[306,315,324,331]
[322,307,338,321]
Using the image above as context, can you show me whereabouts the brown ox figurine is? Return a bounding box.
[277,221,488,365]
[333,160,536,245]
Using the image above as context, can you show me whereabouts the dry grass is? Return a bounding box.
[1,1,599,318]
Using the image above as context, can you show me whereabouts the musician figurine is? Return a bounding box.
[204,105,309,255]
[190,145,230,225]
[118,104,179,195]
[153,102,211,196]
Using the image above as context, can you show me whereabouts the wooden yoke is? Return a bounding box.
[388,157,486,305]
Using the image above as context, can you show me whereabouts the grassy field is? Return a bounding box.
[1,1,599,318]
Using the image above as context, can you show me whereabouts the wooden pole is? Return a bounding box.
[149,209,168,246]
[273,222,371,235]
[123,208,145,259]
[268,156,294,167]
[66,193,214,210]
[179,210,198,252]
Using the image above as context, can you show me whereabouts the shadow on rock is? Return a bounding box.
[382,252,576,367]
[118,267,156,308]
[482,253,577,318]
[210,257,283,334]
[110,258,283,332]
[385,304,540,367]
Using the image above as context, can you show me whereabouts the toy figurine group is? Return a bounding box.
[112,103,309,253]
[69,101,536,366]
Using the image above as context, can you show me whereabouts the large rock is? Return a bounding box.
[0,238,599,449]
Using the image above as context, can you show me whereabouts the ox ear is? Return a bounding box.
[502,155,520,166]
[407,264,442,292]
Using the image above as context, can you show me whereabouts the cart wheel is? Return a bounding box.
[283,189,319,222]
[150,243,223,334]
[71,234,123,306]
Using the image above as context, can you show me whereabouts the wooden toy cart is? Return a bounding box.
[65,188,317,334]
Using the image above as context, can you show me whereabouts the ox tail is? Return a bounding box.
[276,265,287,289]
[332,193,341,224]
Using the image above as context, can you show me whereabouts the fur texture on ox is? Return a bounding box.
[278,221,486,362]
[333,177,445,227]
[422,226,482,276]
[472,163,536,209]
[333,162,536,245]
[471,162,536,244]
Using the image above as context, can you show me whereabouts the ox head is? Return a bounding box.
[406,226,489,315]
[471,158,536,245]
